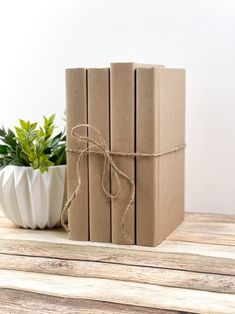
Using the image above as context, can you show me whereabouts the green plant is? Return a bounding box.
[0,114,66,173]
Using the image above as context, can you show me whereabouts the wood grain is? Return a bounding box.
[0,253,234,294]
[1,270,235,313]
[1,212,234,227]
[0,289,187,314]
[168,231,235,246]
[177,221,235,236]
[0,239,235,276]
[185,212,235,223]
[0,226,235,258]
[0,213,234,313]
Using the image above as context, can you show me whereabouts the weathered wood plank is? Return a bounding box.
[185,213,235,223]
[158,241,235,259]
[1,217,235,246]
[0,270,235,314]
[1,212,234,226]
[0,289,186,314]
[0,214,234,313]
[0,239,235,276]
[167,231,235,246]
[1,214,235,238]
[0,253,234,294]
[1,220,235,246]
[1,212,235,230]
[0,225,234,258]
[177,222,235,236]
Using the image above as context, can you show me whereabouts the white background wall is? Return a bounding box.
[0,0,234,214]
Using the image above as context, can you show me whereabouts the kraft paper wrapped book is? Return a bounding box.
[88,68,111,242]
[110,62,137,244]
[110,62,163,244]
[66,68,89,241]
[136,67,185,246]
[62,62,185,247]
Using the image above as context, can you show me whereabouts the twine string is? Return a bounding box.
[61,124,185,243]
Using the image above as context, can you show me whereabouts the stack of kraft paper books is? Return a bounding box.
[65,62,185,247]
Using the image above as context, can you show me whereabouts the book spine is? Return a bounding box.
[66,68,89,241]
[158,68,185,243]
[88,68,111,242]
[110,63,135,244]
[136,67,160,246]
[136,68,185,246]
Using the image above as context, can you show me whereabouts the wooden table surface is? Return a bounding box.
[0,212,235,314]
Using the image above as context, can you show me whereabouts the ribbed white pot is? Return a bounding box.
[0,165,67,229]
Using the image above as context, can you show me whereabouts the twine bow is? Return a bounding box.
[61,124,186,244]
[61,124,135,243]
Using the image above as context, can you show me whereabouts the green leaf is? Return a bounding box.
[30,122,38,130]
[56,150,66,165]
[8,128,16,138]
[0,145,10,154]
[20,150,30,164]
[19,119,28,130]
[0,114,66,172]
[21,143,31,154]
[28,130,38,142]
[0,128,5,138]
[52,131,63,140]
[49,114,55,124]
[43,116,49,128]
[29,151,37,162]
[39,158,54,173]
[49,137,60,148]
[38,127,44,138]
[27,121,30,130]
[43,147,51,154]
[3,157,13,167]
[15,127,25,138]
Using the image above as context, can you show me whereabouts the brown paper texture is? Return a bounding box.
[136,67,185,246]
[110,63,136,244]
[158,68,185,243]
[88,68,111,242]
[66,68,89,241]
[110,63,163,244]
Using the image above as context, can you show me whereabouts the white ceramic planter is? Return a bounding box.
[0,165,67,229]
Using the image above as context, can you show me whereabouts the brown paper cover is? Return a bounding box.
[66,68,89,241]
[110,63,136,244]
[88,68,111,242]
[136,67,185,246]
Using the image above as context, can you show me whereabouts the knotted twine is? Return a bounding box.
[61,124,186,243]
